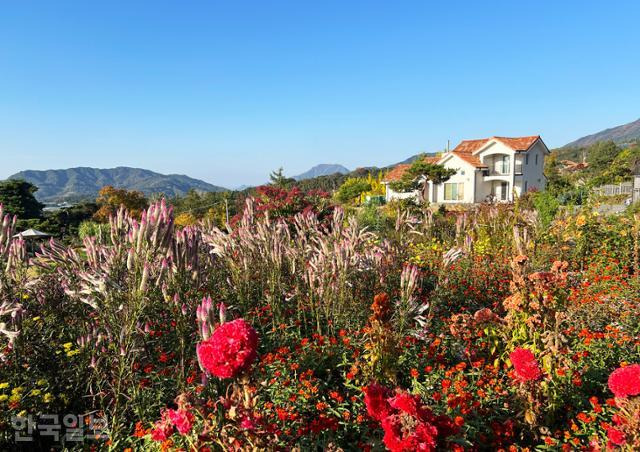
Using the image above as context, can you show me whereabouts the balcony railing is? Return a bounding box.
[483,164,523,177]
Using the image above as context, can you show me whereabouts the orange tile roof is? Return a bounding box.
[383,156,442,182]
[449,152,487,168]
[450,138,490,154]
[384,163,411,182]
[451,135,540,155]
[491,136,540,152]
[445,135,540,168]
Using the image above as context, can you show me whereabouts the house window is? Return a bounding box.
[524,181,528,192]
[535,154,538,165]
[525,154,529,165]
[497,155,509,174]
[500,181,508,201]
[444,183,464,201]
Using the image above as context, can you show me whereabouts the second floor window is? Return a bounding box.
[499,155,510,174]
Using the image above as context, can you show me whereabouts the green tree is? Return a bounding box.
[335,178,371,204]
[0,179,44,219]
[389,155,456,202]
[269,168,295,189]
[586,140,622,175]
[544,154,572,194]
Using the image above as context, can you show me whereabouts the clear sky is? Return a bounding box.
[1,1,639,188]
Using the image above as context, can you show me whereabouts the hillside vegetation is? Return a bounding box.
[8,167,226,203]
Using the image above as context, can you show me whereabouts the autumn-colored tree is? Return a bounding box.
[93,186,149,222]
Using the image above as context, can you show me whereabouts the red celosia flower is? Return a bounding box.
[382,414,438,452]
[167,408,194,435]
[607,427,626,446]
[197,318,258,379]
[363,383,392,421]
[150,412,174,442]
[510,347,542,382]
[608,364,640,398]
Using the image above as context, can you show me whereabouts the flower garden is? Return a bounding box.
[1,194,639,451]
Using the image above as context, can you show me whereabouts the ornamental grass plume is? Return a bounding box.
[608,364,640,399]
[197,318,258,379]
[510,347,542,382]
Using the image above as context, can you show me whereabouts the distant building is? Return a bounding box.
[383,136,549,204]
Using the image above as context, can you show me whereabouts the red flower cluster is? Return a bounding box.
[363,383,458,452]
[197,318,258,379]
[150,407,194,440]
[607,364,640,398]
[510,347,542,382]
[607,427,626,447]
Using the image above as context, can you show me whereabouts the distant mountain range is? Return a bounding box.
[292,164,350,181]
[8,167,226,203]
[564,118,640,148]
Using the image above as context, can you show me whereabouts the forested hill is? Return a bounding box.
[8,167,226,203]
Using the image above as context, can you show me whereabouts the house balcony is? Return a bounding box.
[481,163,523,180]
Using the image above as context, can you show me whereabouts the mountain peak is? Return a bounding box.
[292,164,350,181]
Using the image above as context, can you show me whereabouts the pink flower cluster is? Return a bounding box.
[510,347,542,382]
[363,383,458,452]
[197,318,259,379]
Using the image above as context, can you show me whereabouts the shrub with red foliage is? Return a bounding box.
[608,364,640,399]
[197,318,258,379]
[510,347,542,382]
[235,185,333,223]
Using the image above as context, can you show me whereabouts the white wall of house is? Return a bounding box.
[431,154,477,203]
[516,141,547,195]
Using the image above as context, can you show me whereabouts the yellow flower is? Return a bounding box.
[31,316,41,322]
[0,395,8,402]
[22,294,29,300]
[11,387,23,395]
[66,349,80,357]
[43,393,54,403]
[17,410,27,418]
[9,394,20,404]
[0,382,9,390]
[36,379,47,387]
[62,342,73,350]
[30,389,41,397]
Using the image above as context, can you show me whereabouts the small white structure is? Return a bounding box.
[13,228,51,239]
[384,136,549,204]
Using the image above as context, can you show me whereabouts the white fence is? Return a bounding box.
[594,182,633,196]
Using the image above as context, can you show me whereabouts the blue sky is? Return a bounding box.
[1,1,639,188]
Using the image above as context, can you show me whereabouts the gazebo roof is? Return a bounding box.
[13,228,51,239]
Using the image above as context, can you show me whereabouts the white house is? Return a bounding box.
[384,135,549,204]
